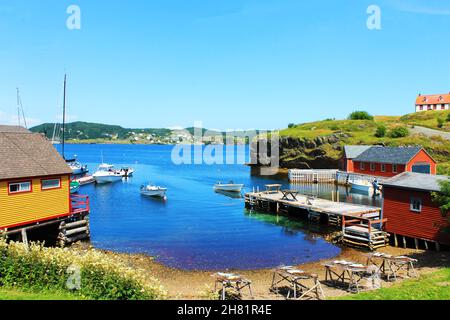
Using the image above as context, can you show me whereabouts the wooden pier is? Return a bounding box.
[245,186,388,250]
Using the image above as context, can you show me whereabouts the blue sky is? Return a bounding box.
[0,0,450,130]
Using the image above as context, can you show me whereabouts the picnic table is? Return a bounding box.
[281,190,299,201]
[265,184,282,194]
[324,260,378,293]
[366,253,418,281]
[270,266,325,300]
[213,273,253,300]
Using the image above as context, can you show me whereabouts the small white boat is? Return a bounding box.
[140,185,167,198]
[350,179,372,194]
[93,164,123,184]
[74,175,95,186]
[67,159,88,175]
[213,181,244,193]
[118,167,134,177]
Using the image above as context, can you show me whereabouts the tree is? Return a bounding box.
[432,180,450,217]
[389,126,409,138]
[348,111,374,121]
[288,123,296,129]
[375,125,386,137]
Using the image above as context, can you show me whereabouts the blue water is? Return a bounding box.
[58,144,380,271]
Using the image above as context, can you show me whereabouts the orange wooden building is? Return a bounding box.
[0,126,89,243]
[382,172,449,249]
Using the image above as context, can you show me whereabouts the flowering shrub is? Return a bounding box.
[0,241,166,300]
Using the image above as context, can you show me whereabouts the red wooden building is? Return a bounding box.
[382,172,449,249]
[344,146,437,177]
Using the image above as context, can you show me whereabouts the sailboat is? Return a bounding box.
[59,74,89,175]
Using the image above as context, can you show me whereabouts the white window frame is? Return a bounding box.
[41,178,61,190]
[410,197,422,213]
[370,163,376,171]
[9,181,32,194]
[360,162,365,170]
[392,164,398,173]
[381,164,386,172]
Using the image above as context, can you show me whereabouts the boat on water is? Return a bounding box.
[118,167,134,177]
[350,178,381,196]
[70,181,80,194]
[140,185,167,198]
[93,164,123,184]
[66,157,89,176]
[214,181,244,193]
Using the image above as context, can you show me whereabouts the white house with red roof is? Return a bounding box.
[415,93,450,112]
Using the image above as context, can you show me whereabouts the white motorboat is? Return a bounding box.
[140,185,167,198]
[350,179,373,194]
[93,164,123,184]
[67,158,89,176]
[118,167,134,177]
[213,181,244,193]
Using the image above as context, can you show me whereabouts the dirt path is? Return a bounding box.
[409,125,450,140]
[104,246,450,300]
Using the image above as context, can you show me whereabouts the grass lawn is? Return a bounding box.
[336,268,450,300]
[0,287,84,300]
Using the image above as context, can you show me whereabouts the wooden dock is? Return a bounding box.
[245,188,388,250]
[288,169,387,186]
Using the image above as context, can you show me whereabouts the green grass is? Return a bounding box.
[0,287,84,300]
[335,268,450,300]
[279,111,450,174]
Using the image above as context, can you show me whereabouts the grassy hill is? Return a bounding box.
[279,110,450,174]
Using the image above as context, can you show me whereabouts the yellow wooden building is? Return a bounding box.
[0,126,90,243]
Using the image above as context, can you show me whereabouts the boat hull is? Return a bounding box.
[214,184,244,193]
[140,189,167,198]
[93,175,123,184]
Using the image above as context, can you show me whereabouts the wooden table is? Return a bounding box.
[270,266,325,300]
[324,261,377,293]
[366,253,418,281]
[281,190,299,201]
[265,184,282,194]
[213,273,253,300]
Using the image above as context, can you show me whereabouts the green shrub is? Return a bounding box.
[375,125,387,138]
[348,111,374,121]
[447,114,450,122]
[0,241,166,300]
[438,118,445,128]
[288,123,296,129]
[389,126,409,138]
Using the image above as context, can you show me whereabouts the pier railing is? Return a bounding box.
[70,194,90,215]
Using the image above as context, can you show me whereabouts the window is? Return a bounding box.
[442,104,446,110]
[410,197,422,213]
[420,106,423,111]
[360,162,365,170]
[392,164,398,173]
[41,178,61,190]
[381,164,386,172]
[9,181,32,194]
[370,163,376,171]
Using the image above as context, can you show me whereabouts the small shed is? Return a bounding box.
[382,172,449,249]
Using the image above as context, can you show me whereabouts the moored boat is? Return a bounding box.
[213,181,244,193]
[118,167,134,177]
[67,157,89,176]
[93,164,123,184]
[140,185,167,198]
[70,181,80,194]
[74,175,96,186]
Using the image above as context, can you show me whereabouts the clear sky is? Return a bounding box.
[1,0,450,130]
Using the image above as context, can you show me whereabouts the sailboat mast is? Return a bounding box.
[16,88,21,127]
[62,74,67,159]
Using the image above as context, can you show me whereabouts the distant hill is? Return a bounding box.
[30,122,173,141]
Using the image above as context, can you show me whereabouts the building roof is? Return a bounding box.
[353,146,426,165]
[416,94,450,105]
[0,126,72,181]
[382,172,449,192]
[344,145,372,159]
